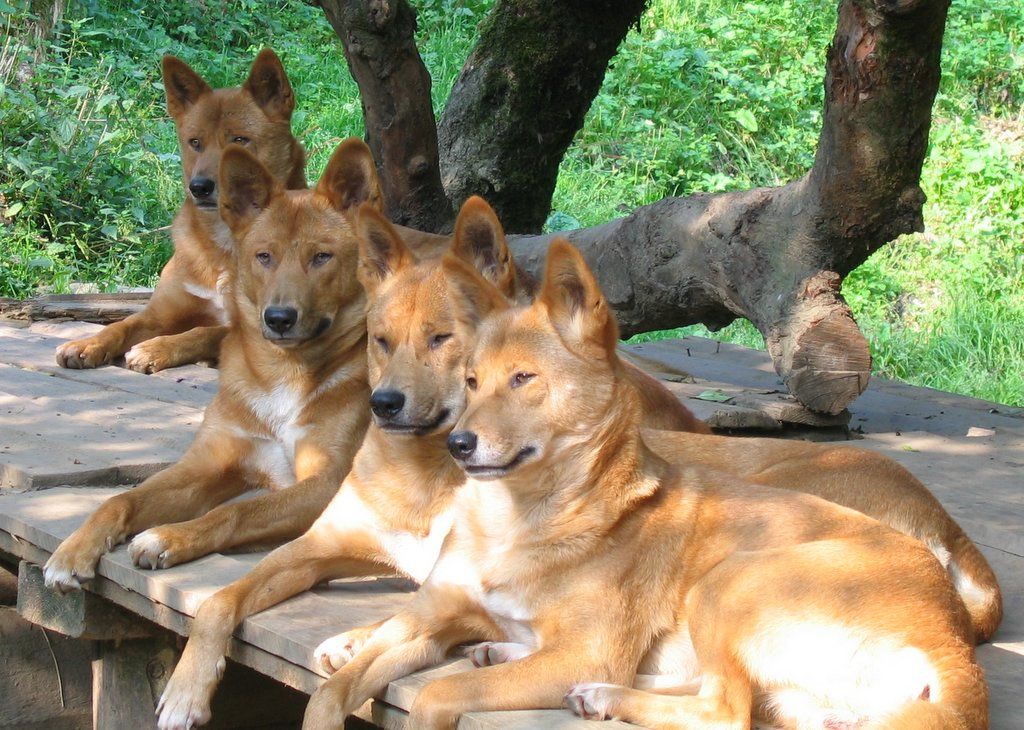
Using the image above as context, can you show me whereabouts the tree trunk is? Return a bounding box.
[318,0,453,231]
[436,0,648,233]
[510,0,950,414]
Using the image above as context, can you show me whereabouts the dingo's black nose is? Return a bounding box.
[263,306,298,334]
[189,177,216,199]
[447,430,477,460]
[370,389,405,419]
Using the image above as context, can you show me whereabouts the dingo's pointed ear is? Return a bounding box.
[162,56,212,119]
[219,146,282,233]
[243,48,295,121]
[357,204,414,293]
[451,196,516,299]
[441,254,510,322]
[317,138,383,214]
[538,239,618,357]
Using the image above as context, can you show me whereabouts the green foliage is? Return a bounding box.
[604,0,1024,407]
[0,0,1020,405]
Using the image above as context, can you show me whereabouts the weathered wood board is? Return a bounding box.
[0,324,215,489]
[625,337,1024,436]
[0,291,152,325]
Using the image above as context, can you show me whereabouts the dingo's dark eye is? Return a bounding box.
[511,372,535,389]
[311,252,333,267]
[429,333,452,350]
[465,376,478,391]
[375,337,390,354]
[188,138,201,151]
[231,135,250,145]
[255,252,272,267]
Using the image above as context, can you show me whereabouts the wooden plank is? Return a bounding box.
[624,337,1024,436]
[0,527,323,695]
[0,495,606,728]
[25,321,106,339]
[3,484,1023,728]
[861,431,1024,556]
[0,366,202,489]
[92,634,176,730]
[0,326,219,406]
[369,700,636,730]
[621,343,850,430]
[0,292,152,324]
[0,488,412,673]
[0,329,1020,728]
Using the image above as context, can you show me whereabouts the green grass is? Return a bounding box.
[1,0,1021,406]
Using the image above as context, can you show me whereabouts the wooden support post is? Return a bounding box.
[92,633,178,730]
[17,561,152,640]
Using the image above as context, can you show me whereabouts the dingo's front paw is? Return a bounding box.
[464,641,533,667]
[42,553,91,592]
[303,685,348,730]
[129,526,196,570]
[156,655,225,730]
[56,336,117,369]
[44,537,107,592]
[125,337,178,374]
[314,626,375,676]
[565,683,624,721]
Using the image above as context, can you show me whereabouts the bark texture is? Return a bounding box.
[510,0,950,414]
[436,0,648,233]
[318,0,453,230]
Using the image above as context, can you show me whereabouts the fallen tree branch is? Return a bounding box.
[510,0,950,414]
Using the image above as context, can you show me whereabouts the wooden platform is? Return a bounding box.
[1,321,1022,728]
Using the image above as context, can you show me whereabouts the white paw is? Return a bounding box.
[43,553,93,592]
[156,656,225,730]
[125,343,166,374]
[314,631,364,676]
[124,344,148,372]
[129,529,172,569]
[464,641,533,667]
[565,683,620,721]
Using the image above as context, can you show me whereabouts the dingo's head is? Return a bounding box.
[219,138,381,347]
[357,201,509,437]
[163,49,303,214]
[448,239,626,479]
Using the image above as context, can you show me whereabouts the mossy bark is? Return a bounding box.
[436,0,648,233]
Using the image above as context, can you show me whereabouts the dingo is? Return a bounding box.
[301,240,988,730]
[44,138,379,589]
[56,49,306,373]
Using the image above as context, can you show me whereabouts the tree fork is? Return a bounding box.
[318,0,452,230]
[510,0,950,414]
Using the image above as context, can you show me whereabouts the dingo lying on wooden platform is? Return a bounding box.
[44,138,381,589]
[300,240,989,730]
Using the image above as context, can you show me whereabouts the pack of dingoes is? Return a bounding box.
[45,50,999,730]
